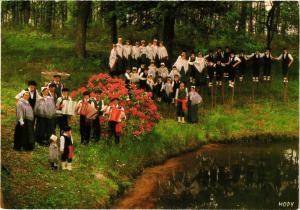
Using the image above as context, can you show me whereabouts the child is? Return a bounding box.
[157,63,169,81]
[193,52,207,86]
[75,91,91,145]
[205,50,215,87]
[262,48,273,81]
[238,50,247,82]
[146,41,153,66]
[274,47,294,83]
[60,126,74,170]
[139,68,149,90]
[124,68,132,89]
[116,37,124,75]
[246,50,263,83]
[49,134,59,170]
[138,63,146,74]
[109,44,118,76]
[172,74,181,103]
[146,74,155,92]
[105,98,126,145]
[15,80,39,110]
[151,39,160,67]
[130,67,140,85]
[175,82,188,123]
[153,76,164,102]
[213,59,225,87]
[188,86,202,123]
[131,41,140,68]
[174,51,189,83]
[157,41,168,66]
[139,40,147,66]
[169,66,180,81]
[123,40,132,69]
[162,77,173,103]
[56,88,71,135]
[223,46,231,78]
[148,61,157,80]
[226,51,241,88]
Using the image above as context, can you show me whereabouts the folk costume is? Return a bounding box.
[158,44,168,66]
[188,88,202,123]
[14,96,35,151]
[276,52,294,83]
[34,88,56,146]
[123,43,132,69]
[174,55,189,84]
[131,43,141,68]
[105,102,126,144]
[56,96,72,135]
[175,86,188,123]
[60,128,74,170]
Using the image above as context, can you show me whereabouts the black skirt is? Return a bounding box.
[14,119,35,151]
[188,101,198,123]
[35,116,54,146]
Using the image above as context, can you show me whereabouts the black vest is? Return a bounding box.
[263,53,272,67]
[63,135,73,154]
[25,88,36,109]
[207,55,214,63]
[239,56,246,69]
[252,54,260,68]
[223,52,230,63]
[282,53,290,70]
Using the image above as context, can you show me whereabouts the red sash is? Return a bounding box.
[115,123,122,134]
[177,99,188,112]
[68,146,74,159]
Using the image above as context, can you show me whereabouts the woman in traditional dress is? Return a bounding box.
[174,51,189,84]
[34,87,56,146]
[14,91,35,151]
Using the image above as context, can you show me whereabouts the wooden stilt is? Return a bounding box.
[283,82,288,103]
[252,82,255,101]
[231,86,235,105]
[210,86,214,108]
[221,83,225,104]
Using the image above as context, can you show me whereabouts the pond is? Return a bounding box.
[114,141,298,209]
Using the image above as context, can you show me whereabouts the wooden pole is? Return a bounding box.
[221,83,225,104]
[231,86,235,105]
[210,86,214,108]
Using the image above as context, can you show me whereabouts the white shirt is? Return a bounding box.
[116,43,123,57]
[157,46,168,59]
[109,48,117,69]
[131,46,140,59]
[193,56,206,73]
[60,135,74,152]
[174,56,189,73]
[15,89,39,100]
[123,44,132,59]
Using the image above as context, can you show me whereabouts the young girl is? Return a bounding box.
[174,51,189,83]
[151,39,160,67]
[139,68,149,90]
[139,40,147,66]
[131,41,140,68]
[162,77,173,104]
[14,91,35,151]
[188,86,202,123]
[169,66,180,81]
[130,67,140,85]
[153,76,164,102]
[60,126,74,170]
[148,61,157,80]
[123,40,132,69]
[146,74,155,93]
[157,41,168,66]
[49,134,59,170]
[238,50,247,82]
[175,82,188,123]
[75,91,91,145]
[157,63,169,81]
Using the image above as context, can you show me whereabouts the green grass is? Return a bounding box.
[1,29,299,208]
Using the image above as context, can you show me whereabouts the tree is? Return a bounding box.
[75,1,92,58]
[266,1,281,48]
[44,1,53,32]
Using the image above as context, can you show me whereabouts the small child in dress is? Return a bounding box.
[60,126,74,170]
[49,134,59,170]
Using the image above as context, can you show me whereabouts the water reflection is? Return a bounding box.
[156,142,299,209]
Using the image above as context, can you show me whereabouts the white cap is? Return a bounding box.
[41,87,48,92]
[160,62,165,66]
[50,134,58,142]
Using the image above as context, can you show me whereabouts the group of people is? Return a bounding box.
[14,75,126,170]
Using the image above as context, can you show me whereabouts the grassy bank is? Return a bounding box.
[1,29,299,208]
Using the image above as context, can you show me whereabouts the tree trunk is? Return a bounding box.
[248,2,253,33]
[75,1,92,59]
[162,10,175,62]
[44,1,53,32]
[23,1,30,25]
[266,2,281,48]
[110,2,117,43]
[239,2,247,32]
